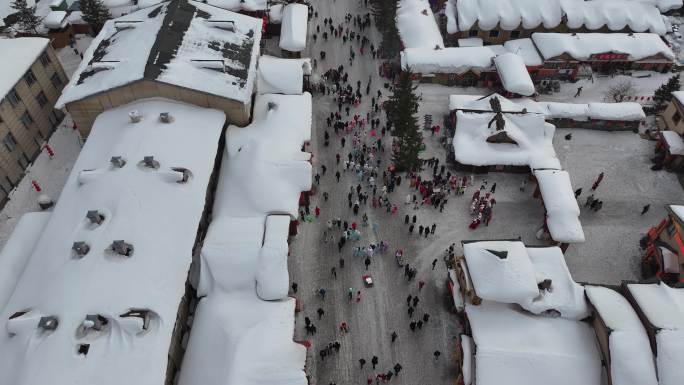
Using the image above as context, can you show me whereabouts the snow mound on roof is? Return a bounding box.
[396,0,444,49]
[465,300,602,385]
[257,55,309,95]
[662,131,684,155]
[255,215,291,300]
[463,241,539,303]
[656,330,684,385]
[626,282,684,329]
[401,47,496,73]
[452,0,665,34]
[532,33,674,61]
[533,169,585,243]
[587,103,646,121]
[593,0,683,12]
[213,93,312,219]
[205,0,267,12]
[503,38,543,66]
[279,3,308,52]
[521,247,589,319]
[494,53,535,96]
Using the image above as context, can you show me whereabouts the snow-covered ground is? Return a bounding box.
[56,35,94,79]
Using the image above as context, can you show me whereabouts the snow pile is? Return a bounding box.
[522,247,589,319]
[43,11,68,29]
[257,55,310,95]
[672,90,684,106]
[445,0,458,34]
[465,300,602,385]
[458,37,484,47]
[451,0,666,35]
[532,33,675,61]
[626,282,684,385]
[57,1,262,107]
[587,103,646,121]
[461,334,474,385]
[462,241,539,303]
[0,98,225,385]
[0,38,49,99]
[279,3,308,52]
[503,38,543,66]
[396,0,444,49]
[533,169,585,243]
[585,286,658,385]
[269,3,284,23]
[452,95,560,169]
[493,53,535,96]
[178,92,312,385]
[401,46,496,73]
[592,0,683,12]
[662,131,684,155]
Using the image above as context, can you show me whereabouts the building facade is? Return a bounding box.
[0,38,67,207]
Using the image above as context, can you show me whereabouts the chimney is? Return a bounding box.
[84,314,108,331]
[86,210,105,225]
[159,112,173,123]
[110,156,126,168]
[112,240,134,257]
[143,156,158,169]
[129,110,142,123]
[267,101,278,111]
[38,316,59,331]
[72,241,90,257]
[171,167,191,183]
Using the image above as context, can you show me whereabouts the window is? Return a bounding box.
[39,52,52,67]
[3,133,17,152]
[673,110,682,125]
[489,30,500,38]
[468,29,478,37]
[7,88,21,107]
[20,111,34,129]
[36,91,48,108]
[510,30,520,39]
[50,73,63,89]
[24,69,37,87]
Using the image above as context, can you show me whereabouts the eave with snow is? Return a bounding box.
[56,0,262,135]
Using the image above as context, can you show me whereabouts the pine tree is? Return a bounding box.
[10,0,42,33]
[653,74,680,111]
[369,0,402,58]
[390,70,423,172]
[81,0,112,34]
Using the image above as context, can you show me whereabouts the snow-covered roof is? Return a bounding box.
[204,0,267,12]
[463,241,539,303]
[465,300,602,385]
[532,33,675,61]
[269,3,284,23]
[0,212,51,313]
[43,10,68,29]
[212,93,312,220]
[662,131,684,155]
[279,3,308,52]
[401,46,496,74]
[0,98,225,385]
[522,247,589,319]
[672,90,684,106]
[493,53,535,96]
[458,37,483,47]
[625,282,684,385]
[587,102,646,121]
[593,0,682,13]
[450,0,666,35]
[0,37,49,99]
[533,169,585,243]
[257,55,309,95]
[461,334,473,385]
[452,95,560,169]
[503,38,543,66]
[396,0,444,49]
[178,92,312,385]
[670,204,684,223]
[585,286,658,385]
[57,0,262,108]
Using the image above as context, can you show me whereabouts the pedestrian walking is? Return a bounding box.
[315,206,321,217]
[404,214,409,224]
[574,188,582,198]
[406,294,412,305]
[348,287,353,302]
[490,183,497,193]
[417,320,423,329]
[291,282,298,293]
[409,321,416,331]
[418,225,424,235]
[364,257,371,270]
[331,267,337,279]
[356,290,362,302]
[408,306,414,318]
[318,287,326,300]
[413,296,419,307]
[418,280,425,291]
[641,204,650,215]
[317,307,324,319]
[574,86,583,97]
[393,363,402,375]
[305,316,311,326]
[431,258,438,270]
[371,356,378,369]
[423,313,430,323]
[340,322,348,333]
[412,215,417,223]
[431,223,436,234]
[408,224,414,233]
[391,331,398,342]
[434,350,441,360]
[359,358,366,369]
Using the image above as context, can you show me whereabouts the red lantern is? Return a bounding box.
[43,144,55,158]
[31,180,42,192]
